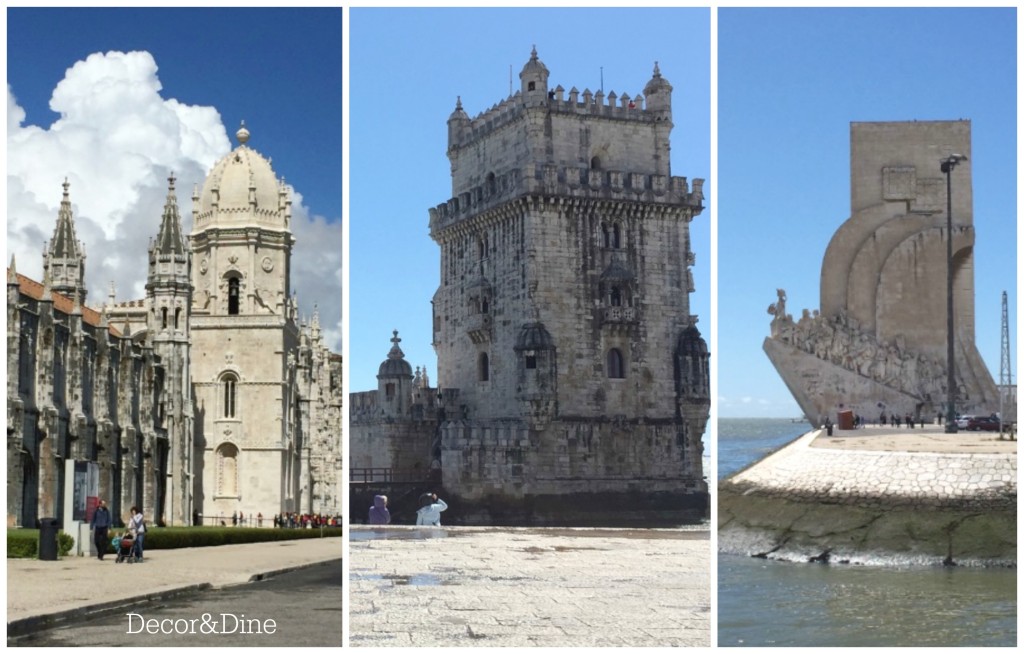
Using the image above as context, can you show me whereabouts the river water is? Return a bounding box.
[717,418,1017,647]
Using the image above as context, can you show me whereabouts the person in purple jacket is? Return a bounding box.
[368,495,391,525]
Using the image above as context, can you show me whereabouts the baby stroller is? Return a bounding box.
[113,531,139,563]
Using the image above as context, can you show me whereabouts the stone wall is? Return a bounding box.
[719,431,1017,565]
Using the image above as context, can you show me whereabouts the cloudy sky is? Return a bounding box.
[6,7,343,352]
[718,7,1017,418]
[350,7,711,393]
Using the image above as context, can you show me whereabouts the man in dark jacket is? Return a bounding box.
[91,499,112,560]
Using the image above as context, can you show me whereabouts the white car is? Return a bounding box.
[956,415,974,429]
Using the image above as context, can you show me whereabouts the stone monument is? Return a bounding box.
[764,120,999,426]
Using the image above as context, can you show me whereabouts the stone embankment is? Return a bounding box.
[719,426,1017,566]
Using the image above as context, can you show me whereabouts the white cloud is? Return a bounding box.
[7,50,341,353]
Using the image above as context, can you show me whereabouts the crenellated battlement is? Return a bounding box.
[452,86,656,150]
[430,163,703,234]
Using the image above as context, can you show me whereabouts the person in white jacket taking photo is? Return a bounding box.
[415,493,447,526]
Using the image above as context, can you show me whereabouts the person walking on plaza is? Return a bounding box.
[369,495,391,525]
[129,506,146,561]
[91,499,112,560]
[415,493,448,526]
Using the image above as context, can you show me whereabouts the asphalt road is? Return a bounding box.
[10,560,343,647]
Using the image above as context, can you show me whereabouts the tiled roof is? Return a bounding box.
[10,270,122,337]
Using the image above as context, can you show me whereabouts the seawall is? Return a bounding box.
[718,426,1017,566]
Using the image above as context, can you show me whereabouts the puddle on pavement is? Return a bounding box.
[351,525,708,542]
[350,572,454,587]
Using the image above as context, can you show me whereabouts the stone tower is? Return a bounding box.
[145,174,194,525]
[43,179,86,305]
[190,123,303,520]
[428,49,709,525]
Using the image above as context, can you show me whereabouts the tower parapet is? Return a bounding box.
[430,164,702,238]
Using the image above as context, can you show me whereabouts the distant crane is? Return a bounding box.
[999,290,1014,439]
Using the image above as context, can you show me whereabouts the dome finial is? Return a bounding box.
[236,120,250,145]
[531,44,538,60]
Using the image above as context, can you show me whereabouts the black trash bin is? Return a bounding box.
[39,517,59,561]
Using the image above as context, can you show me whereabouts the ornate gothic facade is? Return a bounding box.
[7,126,343,528]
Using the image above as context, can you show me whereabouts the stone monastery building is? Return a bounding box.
[351,49,710,525]
[7,124,343,528]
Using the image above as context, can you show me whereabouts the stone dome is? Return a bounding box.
[676,322,708,356]
[196,122,284,225]
[378,330,413,378]
[515,322,555,351]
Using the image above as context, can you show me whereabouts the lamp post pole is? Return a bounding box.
[941,154,966,433]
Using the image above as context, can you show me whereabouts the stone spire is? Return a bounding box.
[155,174,187,256]
[44,178,87,304]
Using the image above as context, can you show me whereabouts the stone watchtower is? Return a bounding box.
[429,48,709,525]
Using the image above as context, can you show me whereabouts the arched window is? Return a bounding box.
[222,373,238,418]
[385,383,395,398]
[602,223,611,248]
[478,352,490,382]
[607,348,625,379]
[486,172,496,197]
[610,287,622,307]
[228,278,240,315]
[591,156,602,170]
[216,443,239,497]
[175,307,182,329]
[612,223,621,248]
[161,307,168,329]
[528,81,536,91]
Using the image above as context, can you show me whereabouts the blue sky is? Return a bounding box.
[718,7,1017,418]
[7,7,343,349]
[349,7,711,392]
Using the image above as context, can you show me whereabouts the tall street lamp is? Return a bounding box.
[941,153,967,433]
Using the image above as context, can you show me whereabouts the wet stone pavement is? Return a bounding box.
[349,526,710,647]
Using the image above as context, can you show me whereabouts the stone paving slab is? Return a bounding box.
[812,423,1017,453]
[7,536,342,626]
[349,526,710,647]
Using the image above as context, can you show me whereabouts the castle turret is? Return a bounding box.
[377,330,414,418]
[519,45,550,102]
[43,179,87,305]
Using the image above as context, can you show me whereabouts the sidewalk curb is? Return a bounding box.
[6,557,342,640]
[6,583,213,639]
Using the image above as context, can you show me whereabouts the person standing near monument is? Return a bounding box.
[415,493,448,526]
[91,499,112,561]
[129,506,146,561]
[368,495,391,525]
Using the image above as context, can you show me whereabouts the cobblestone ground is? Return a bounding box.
[349,526,710,647]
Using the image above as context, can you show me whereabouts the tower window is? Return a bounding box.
[385,383,395,398]
[222,373,238,418]
[607,348,625,379]
[478,352,490,382]
[612,223,621,248]
[591,156,602,170]
[228,278,240,315]
[528,81,536,91]
[161,307,168,329]
[610,287,622,307]
[525,355,537,370]
[175,307,182,329]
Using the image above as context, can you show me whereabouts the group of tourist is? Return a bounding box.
[273,512,342,529]
[90,500,146,562]
[367,493,448,526]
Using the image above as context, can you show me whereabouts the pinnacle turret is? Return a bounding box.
[154,174,187,256]
[44,178,87,304]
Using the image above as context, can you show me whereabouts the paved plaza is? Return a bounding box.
[349,526,710,647]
